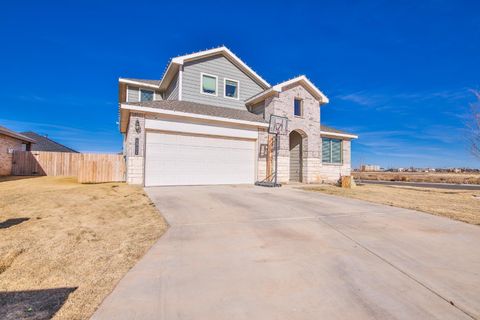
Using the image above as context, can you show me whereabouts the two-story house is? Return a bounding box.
[118,46,357,186]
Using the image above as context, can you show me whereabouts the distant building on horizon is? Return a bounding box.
[360,164,381,172]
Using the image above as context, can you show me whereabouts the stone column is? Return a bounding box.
[125,113,145,185]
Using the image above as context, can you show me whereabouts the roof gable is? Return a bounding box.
[160,46,270,91]
[273,76,329,103]
[245,75,329,106]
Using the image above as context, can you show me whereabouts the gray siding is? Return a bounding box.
[127,86,162,102]
[165,73,179,100]
[127,86,139,102]
[181,55,264,109]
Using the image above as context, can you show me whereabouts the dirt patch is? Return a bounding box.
[303,184,480,225]
[0,176,167,319]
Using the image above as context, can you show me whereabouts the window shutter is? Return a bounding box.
[331,140,342,163]
[322,139,331,163]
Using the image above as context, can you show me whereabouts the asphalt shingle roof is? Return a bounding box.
[0,126,36,143]
[125,100,267,123]
[20,132,79,153]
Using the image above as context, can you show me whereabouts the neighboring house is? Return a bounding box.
[0,126,36,176]
[118,46,358,186]
[20,131,79,153]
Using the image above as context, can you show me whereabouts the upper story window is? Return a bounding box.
[201,73,218,96]
[322,138,342,164]
[224,79,239,99]
[140,89,154,101]
[127,86,156,102]
[294,98,303,117]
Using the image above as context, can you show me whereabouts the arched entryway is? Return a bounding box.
[289,130,303,182]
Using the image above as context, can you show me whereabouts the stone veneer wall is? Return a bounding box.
[0,134,24,176]
[125,113,145,184]
[263,84,322,183]
[259,84,355,184]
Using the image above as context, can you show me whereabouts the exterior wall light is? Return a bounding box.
[135,119,141,134]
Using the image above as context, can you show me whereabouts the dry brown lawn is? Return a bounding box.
[353,171,480,184]
[0,176,167,320]
[304,184,480,225]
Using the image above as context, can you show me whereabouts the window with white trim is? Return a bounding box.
[140,89,154,101]
[201,74,217,95]
[322,138,342,164]
[224,79,239,99]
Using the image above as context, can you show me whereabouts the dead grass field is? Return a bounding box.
[304,184,480,225]
[353,171,480,184]
[0,176,167,320]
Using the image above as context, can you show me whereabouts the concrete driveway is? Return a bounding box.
[92,185,480,320]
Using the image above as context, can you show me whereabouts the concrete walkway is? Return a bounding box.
[92,185,480,319]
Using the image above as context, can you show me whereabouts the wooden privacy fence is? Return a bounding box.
[12,151,126,183]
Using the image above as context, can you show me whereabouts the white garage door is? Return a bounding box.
[145,131,256,186]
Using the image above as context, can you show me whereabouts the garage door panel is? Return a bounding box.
[145,132,255,186]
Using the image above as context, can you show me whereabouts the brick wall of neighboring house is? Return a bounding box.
[264,84,322,183]
[0,134,24,176]
[125,113,146,184]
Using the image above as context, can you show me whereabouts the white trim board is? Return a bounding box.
[119,78,159,89]
[320,131,358,139]
[178,67,183,100]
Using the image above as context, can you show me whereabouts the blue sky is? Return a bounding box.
[1,0,479,168]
